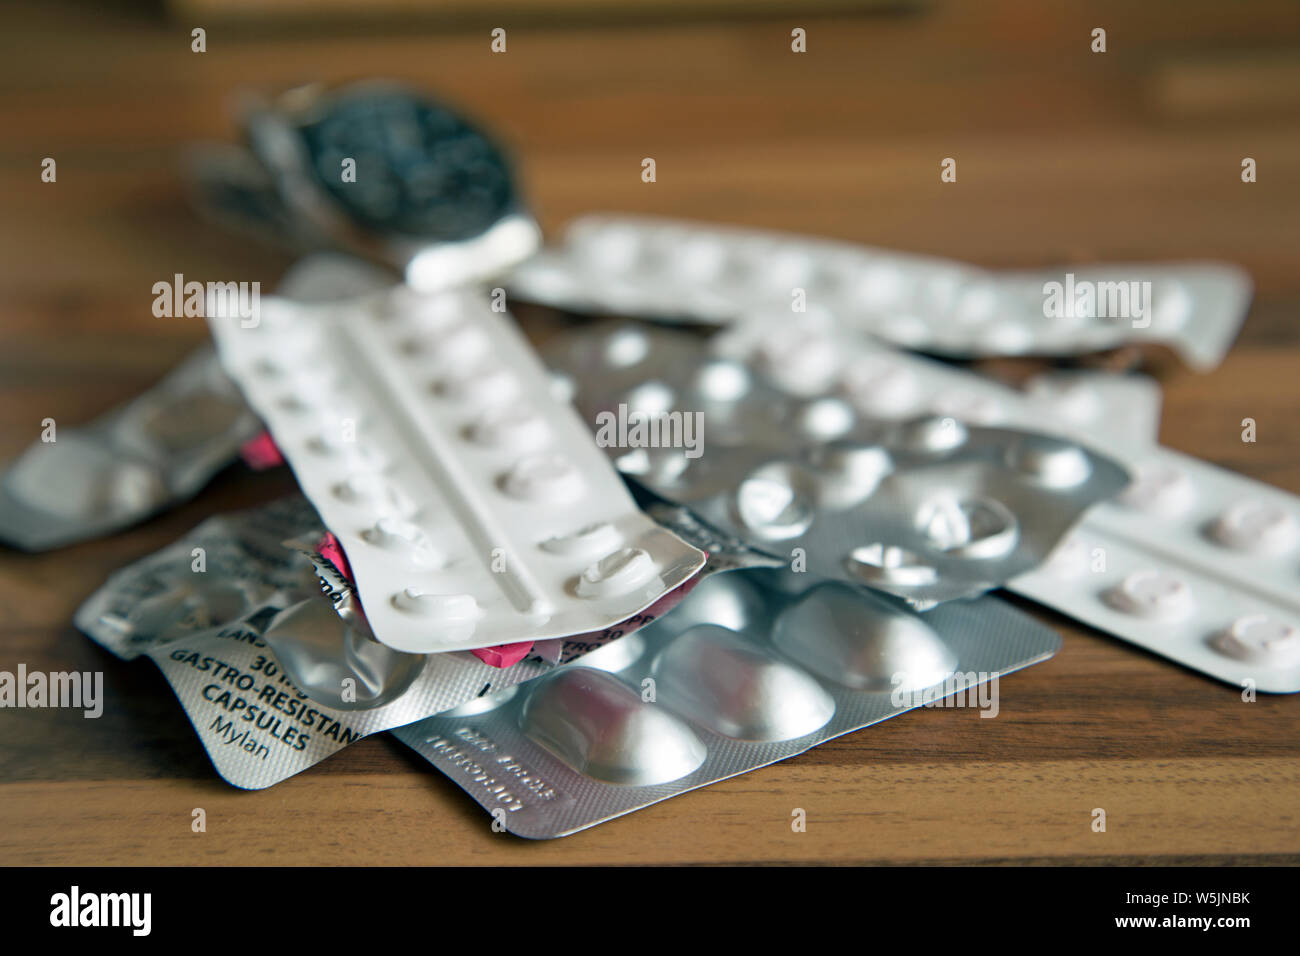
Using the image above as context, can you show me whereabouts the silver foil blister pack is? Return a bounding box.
[544,320,1129,607]
[395,569,1062,838]
[506,214,1251,370]
[0,346,261,551]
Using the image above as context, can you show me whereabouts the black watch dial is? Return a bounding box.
[297,88,518,241]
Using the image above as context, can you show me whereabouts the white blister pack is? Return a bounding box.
[1014,446,1300,693]
[207,287,706,654]
[506,214,1251,370]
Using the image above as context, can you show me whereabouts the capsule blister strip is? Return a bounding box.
[207,288,706,654]
[395,569,1061,838]
[506,214,1250,370]
[543,320,1129,606]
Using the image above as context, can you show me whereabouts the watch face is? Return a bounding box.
[298,88,518,242]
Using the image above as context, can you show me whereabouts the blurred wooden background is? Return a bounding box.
[1,0,1299,864]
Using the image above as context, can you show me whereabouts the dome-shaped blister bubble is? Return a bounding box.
[652,624,835,741]
[261,597,426,711]
[6,436,168,521]
[804,441,893,510]
[731,462,818,541]
[647,570,771,640]
[1004,435,1093,489]
[519,667,706,786]
[770,583,958,692]
[128,391,247,457]
[102,578,262,646]
[577,632,647,673]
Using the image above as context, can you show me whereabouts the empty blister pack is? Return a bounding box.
[543,320,1128,607]
[395,569,1062,838]
[1013,445,1300,693]
[0,346,261,551]
[713,313,1300,691]
[506,214,1251,370]
[74,495,673,789]
[208,287,706,654]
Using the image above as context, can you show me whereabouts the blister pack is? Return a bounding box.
[1012,446,1300,693]
[0,347,261,551]
[74,495,676,788]
[696,311,1300,692]
[543,320,1129,607]
[395,569,1062,838]
[506,214,1251,370]
[207,287,707,654]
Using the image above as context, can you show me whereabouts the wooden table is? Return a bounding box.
[2,0,1298,865]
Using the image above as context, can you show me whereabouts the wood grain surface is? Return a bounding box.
[1,0,1298,865]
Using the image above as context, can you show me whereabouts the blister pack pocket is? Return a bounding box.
[507,213,1250,370]
[395,569,1062,838]
[208,287,706,654]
